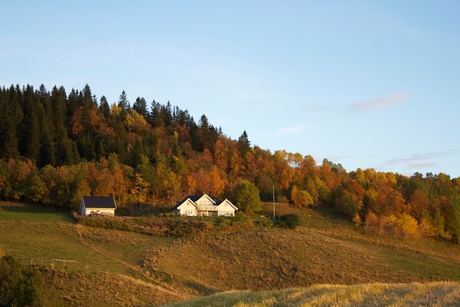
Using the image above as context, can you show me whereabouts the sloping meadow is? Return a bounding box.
[3,201,460,306]
[162,281,460,307]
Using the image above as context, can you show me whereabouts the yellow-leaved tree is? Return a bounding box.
[291,186,314,207]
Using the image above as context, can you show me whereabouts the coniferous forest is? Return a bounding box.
[1,84,460,242]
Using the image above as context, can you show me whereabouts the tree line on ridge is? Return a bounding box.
[1,84,460,242]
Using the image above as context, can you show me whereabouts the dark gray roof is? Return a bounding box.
[82,196,116,209]
[171,195,197,211]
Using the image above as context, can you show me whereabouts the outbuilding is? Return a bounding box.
[79,196,117,216]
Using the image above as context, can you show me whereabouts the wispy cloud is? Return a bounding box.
[384,152,438,167]
[347,93,407,113]
[275,124,315,136]
[380,150,460,173]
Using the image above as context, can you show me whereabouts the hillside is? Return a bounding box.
[2,84,460,246]
[163,282,460,306]
[2,201,460,306]
[145,211,460,294]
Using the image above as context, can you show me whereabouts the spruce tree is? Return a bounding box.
[3,85,23,159]
[133,97,148,119]
[118,90,130,115]
[237,130,251,156]
[20,86,41,162]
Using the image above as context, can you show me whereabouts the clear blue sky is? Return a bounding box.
[1,1,460,177]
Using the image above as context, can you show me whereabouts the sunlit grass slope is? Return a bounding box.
[162,281,460,307]
[0,201,187,306]
[2,201,460,306]
[146,208,460,294]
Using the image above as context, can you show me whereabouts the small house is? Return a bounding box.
[79,196,117,216]
[171,194,238,217]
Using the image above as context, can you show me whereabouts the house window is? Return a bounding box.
[219,211,233,216]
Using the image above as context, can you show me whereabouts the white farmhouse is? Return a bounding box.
[79,196,117,216]
[172,194,238,217]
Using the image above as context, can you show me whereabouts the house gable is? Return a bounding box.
[217,199,238,211]
[174,199,198,216]
[172,194,238,217]
[194,194,217,208]
[216,199,238,216]
[175,199,196,209]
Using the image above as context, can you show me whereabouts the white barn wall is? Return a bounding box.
[177,201,198,216]
[217,200,237,216]
[82,208,115,216]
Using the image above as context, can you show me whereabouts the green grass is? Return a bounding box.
[0,220,177,275]
[0,201,74,223]
[0,201,186,306]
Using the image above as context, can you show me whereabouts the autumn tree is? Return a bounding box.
[433,208,447,238]
[447,196,460,243]
[409,189,430,221]
[233,179,261,215]
[131,172,150,204]
[290,185,313,207]
[332,179,365,218]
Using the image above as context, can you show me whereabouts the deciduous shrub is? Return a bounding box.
[276,213,302,230]
[0,255,61,306]
[75,215,212,237]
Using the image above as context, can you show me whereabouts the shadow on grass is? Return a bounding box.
[184,281,217,296]
[0,202,74,223]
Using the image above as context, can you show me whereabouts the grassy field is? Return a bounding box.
[0,201,74,223]
[2,201,460,306]
[162,281,460,306]
[0,201,185,306]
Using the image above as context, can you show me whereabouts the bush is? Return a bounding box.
[276,213,302,230]
[257,217,274,228]
[234,211,246,221]
[76,215,212,237]
[0,255,61,306]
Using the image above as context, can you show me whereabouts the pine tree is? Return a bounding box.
[37,85,57,166]
[237,130,251,156]
[150,100,163,128]
[51,86,73,165]
[99,95,110,118]
[19,85,40,162]
[118,90,130,115]
[67,88,82,119]
[133,97,148,119]
[2,85,23,159]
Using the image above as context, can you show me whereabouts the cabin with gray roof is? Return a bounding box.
[171,193,238,217]
[79,196,117,216]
